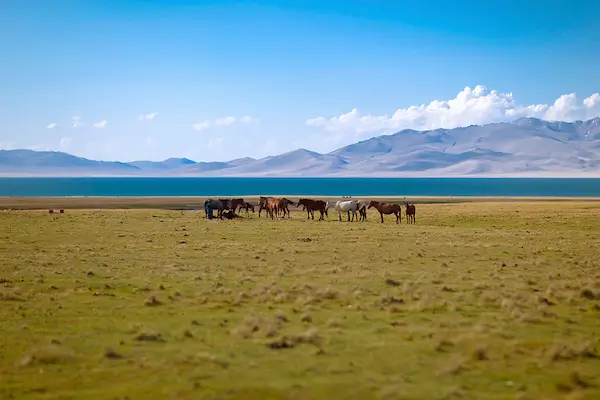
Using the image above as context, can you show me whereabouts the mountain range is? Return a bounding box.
[2,116,600,177]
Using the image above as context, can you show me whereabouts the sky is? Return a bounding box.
[1,0,600,162]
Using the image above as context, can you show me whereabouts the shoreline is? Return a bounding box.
[2,195,600,210]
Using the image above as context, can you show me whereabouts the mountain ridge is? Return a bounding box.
[2,116,600,177]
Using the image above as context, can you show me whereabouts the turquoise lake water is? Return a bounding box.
[1,177,600,197]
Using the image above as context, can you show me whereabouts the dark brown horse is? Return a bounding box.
[277,197,296,219]
[296,198,328,221]
[368,200,401,224]
[404,202,416,224]
[240,202,255,216]
[219,198,245,213]
[222,209,241,219]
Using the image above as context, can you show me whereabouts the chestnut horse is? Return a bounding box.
[404,202,416,224]
[265,197,282,219]
[296,198,328,221]
[258,196,273,218]
[368,200,401,224]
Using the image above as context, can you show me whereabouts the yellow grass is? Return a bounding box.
[2,201,600,399]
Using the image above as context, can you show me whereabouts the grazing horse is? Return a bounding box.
[356,200,368,222]
[258,196,273,218]
[240,202,255,216]
[296,198,328,221]
[404,202,416,224]
[368,200,401,224]
[204,199,225,219]
[327,200,358,222]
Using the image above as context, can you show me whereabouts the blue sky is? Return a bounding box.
[1,0,599,162]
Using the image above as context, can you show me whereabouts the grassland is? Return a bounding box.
[2,201,600,400]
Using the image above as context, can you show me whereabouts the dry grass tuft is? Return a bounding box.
[434,338,455,353]
[580,288,599,300]
[103,347,123,359]
[144,295,162,306]
[472,344,489,361]
[232,314,281,339]
[300,313,312,323]
[18,345,76,367]
[266,327,321,350]
[134,332,165,342]
[385,278,401,287]
[547,342,599,361]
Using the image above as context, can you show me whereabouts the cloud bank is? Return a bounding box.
[46,123,57,130]
[192,116,258,132]
[305,85,600,134]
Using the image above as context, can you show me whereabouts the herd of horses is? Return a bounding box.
[203,197,416,224]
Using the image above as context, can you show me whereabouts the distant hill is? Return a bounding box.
[129,157,196,170]
[0,149,140,176]
[2,116,600,177]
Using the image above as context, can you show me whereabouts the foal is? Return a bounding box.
[404,202,416,224]
[240,202,255,216]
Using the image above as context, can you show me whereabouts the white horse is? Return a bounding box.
[326,200,358,222]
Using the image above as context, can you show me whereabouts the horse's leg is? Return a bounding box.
[380,211,384,224]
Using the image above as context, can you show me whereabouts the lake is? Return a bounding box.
[1,177,600,197]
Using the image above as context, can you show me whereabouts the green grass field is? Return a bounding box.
[2,201,600,400]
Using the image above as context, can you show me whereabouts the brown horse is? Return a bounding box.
[296,198,328,221]
[368,200,401,224]
[404,202,416,224]
[265,197,281,220]
[258,196,273,217]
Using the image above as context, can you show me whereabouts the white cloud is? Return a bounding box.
[138,112,158,121]
[306,85,600,134]
[71,116,84,129]
[93,120,108,129]
[214,116,237,126]
[192,121,211,131]
[239,115,259,124]
[191,115,258,132]
[46,123,57,130]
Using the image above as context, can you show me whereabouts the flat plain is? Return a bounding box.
[1,200,600,400]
